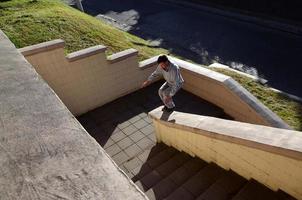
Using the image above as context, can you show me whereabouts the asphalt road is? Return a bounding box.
[80,0,302,97]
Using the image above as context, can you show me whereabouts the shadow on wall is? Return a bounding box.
[80,0,302,97]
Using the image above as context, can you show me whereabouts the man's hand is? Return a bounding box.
[141,80,150,88]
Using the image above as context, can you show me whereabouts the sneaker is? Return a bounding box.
[162,106,168,111]
[163,106,174,112]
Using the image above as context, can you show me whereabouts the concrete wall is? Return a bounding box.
[21,40,289,129]
[141,56,290,129]
[0,30,147,200]
[20,40,156,116]
[149,107,302,199]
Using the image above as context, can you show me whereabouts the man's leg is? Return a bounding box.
[158,82,170,107]
[163,84,182,109]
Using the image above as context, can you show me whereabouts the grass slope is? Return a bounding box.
[0,0,301,130]
[0,0,168,59]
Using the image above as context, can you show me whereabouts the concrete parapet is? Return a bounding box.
[149,107,302,199]
[141,55,290,129]
[20,40,156,116]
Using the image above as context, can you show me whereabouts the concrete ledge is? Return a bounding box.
[149,107,302,160]
[139,56,158,69]
[169,56,230,82]
[223,78,292,129]
[149,107,302,199]
[66,45,107,62]
[167,56,291,129]
[19,39,65,56]
[107,49,138,64]
[0,30,147,200]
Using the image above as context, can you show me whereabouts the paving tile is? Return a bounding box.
[103,138,115,149]
[129,131,145,142]
[117,121,131,129]
[136,137,154,150]
[137,143,167,163]
[117,137,134,149]
[122,124,137,136]
[140,124,155,136]
[111,126,121,135]
[129,115,141,123]
[124,144,142,158]
[106,144,122,157]
[123,157,143,172]
[143,116,153,124]
[138,112,148,118]
[147,133,157,142]
[112,151,130,165]
[110,131,127,142]
[133,119,149,129]
[119,165,134,179]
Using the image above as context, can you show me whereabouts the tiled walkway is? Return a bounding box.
[77,81,231,172]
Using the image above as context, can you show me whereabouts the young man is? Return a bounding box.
[141,55,184,112]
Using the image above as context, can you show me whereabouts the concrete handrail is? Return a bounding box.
[149,106,302,199]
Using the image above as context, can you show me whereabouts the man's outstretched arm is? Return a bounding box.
[141,67,161,88]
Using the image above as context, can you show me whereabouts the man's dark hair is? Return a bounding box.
[157,55,168,64]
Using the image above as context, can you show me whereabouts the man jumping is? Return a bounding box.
[141,55,184,112]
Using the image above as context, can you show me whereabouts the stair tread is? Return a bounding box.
[147,147,178,169]
[196,170,247,200]
[232,179,280,200]
[155,152,191,177]
[276,190,297,200]
[168,157,208,186]
[135,170,163,192]
[135,151,190,191]
[131,143,171,182]
[181,163,226,197]
[145,178,178,200]
[164,187,195,200]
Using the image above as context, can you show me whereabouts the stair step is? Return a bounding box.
[276,190,297,200]
[145,177,178,200]
[146,147,177,169]
[196,170,247,200]
[168,163,226,198]
[164,187,195,200]
[168,157,207,186]
[155,152,191,177]
[135,151,189,191]
[131,143,169,182]
[232,179,280,200]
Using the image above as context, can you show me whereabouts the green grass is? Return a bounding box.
[0,0,168,59]
[213,68,302,131]
[1,0,301,131]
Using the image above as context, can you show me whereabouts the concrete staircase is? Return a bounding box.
[121,143,296,200]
